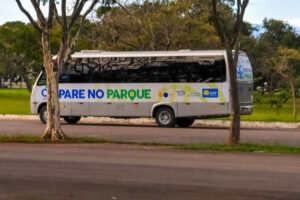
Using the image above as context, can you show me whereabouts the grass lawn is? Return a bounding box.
[0,89,31,115]
[215,98,300,122]
[1,135,300,154]
[0,88,300,122]
[241,99,300,122]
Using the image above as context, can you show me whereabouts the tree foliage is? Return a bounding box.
[0,22,42,90]
[91,0,222,51]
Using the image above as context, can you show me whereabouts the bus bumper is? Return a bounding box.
[30,102,38,114]
[240,105,253,115]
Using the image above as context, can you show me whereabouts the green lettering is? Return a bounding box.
[137,89,144,99]
[113,90,120,99]
[128,89,136,101]
[107,89,113,99]
[121,89,127,99]
[145,89,151,99]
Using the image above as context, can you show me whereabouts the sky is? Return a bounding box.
[0,0,300,27]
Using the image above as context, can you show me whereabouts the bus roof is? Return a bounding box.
[71,50,228,58]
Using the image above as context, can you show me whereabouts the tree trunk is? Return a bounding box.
[226,49,240,145]
[24,76,32,92]
[289,81,297,119]
[41,32,65,140]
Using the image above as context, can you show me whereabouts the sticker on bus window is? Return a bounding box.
[237,56,253,81]
[202,89,218,98]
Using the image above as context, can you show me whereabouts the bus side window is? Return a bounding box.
[66,64,89,83]
[191,57,226,83]
[139,57,162,83]
[59,64,71,83]
[214,59,226,82]
[171,62,192,83]
[157,65,171,82]
[37,72,46,85]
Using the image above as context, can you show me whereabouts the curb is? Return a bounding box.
[1,114,299,129]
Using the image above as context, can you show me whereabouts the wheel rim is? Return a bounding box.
[42,109,47,122]
[158,111,171,125]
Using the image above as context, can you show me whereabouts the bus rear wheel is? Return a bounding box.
[155,107,176,127]
[64,116,81,124]
[176,118,195,127]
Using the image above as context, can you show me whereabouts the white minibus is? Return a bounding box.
[31,50,253,127]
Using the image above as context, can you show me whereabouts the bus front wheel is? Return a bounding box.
[64,116,81,124]
[155,107,176,127]
[39,106,47,124]
[176,118,195,127]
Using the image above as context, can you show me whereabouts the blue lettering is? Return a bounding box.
[88,89,95,99]
[79,89,85,99]
[41,89,47,97]
[65,90,71,99]
[72,90,79,99]
[59,89,65,98]
[96,89,104,99]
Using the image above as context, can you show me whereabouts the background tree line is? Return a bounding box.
[1,0,300,115]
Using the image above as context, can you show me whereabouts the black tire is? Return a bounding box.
[155,107,176,127]
[176,118,195,127]
[64,116,81,124]
[39,105,47,124]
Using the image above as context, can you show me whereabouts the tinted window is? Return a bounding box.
[59,60,90,83]
[56,56,226,83]
[191,58,226,83]
[37,72,46,86]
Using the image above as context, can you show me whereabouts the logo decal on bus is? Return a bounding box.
[176,90,185,96]
[237,63,244,79]
[202,89,218,98]
[237,60,253,80]
[158,91,169,98]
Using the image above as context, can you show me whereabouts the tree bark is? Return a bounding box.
[16,0,99,141]
[9,78,12,88]
[226,49,240,145]
[209,0,249,145]
[24,76,32,92]
[41,32,65,140]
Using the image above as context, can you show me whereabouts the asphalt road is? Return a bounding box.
[0,143,300,200]
[0,119,300,146]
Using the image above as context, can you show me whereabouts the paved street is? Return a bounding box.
[1,119,300,199]
[0,119,300,146]
[0,143,300,200]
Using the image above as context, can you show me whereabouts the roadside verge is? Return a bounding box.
[1,114,299,129]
